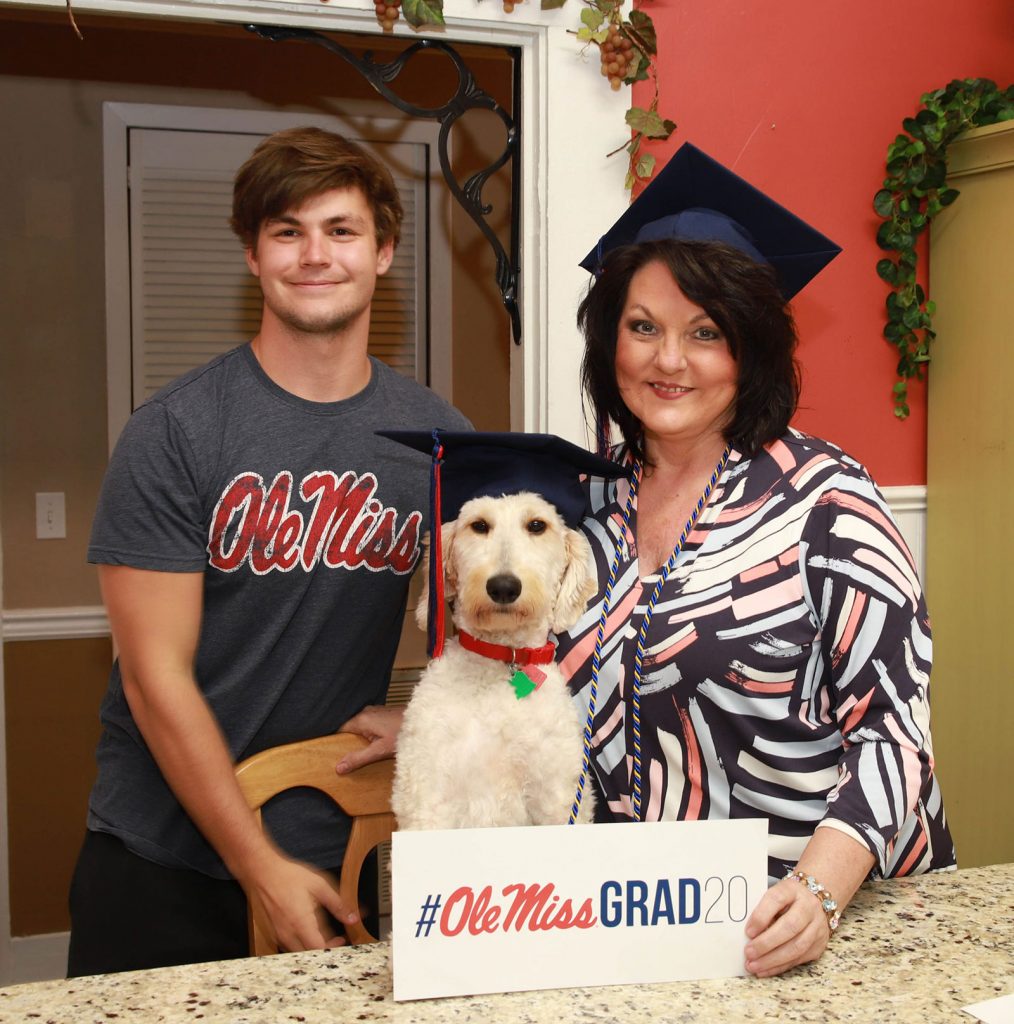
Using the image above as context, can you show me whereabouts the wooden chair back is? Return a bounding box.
[234,732,395,953]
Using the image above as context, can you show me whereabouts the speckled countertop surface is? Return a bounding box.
[1,864,1010,1023]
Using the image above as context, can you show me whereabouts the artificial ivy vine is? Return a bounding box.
[874,77,1013,419]
[573,1,675,188]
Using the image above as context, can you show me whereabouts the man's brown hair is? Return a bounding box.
[231,126,403,250]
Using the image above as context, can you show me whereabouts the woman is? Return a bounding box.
[556,143,955,978]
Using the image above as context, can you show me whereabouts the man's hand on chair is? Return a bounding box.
[241,847,358,952]
[335,705,405,773]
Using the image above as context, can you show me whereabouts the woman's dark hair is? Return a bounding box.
[578,238,800,462]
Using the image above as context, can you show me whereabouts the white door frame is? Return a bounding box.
[1,0,629,441]
[0,0,628,983]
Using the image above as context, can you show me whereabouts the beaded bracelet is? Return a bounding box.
[785,869,842,935]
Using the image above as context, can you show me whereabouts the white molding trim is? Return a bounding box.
[1,607,110,642]
[882,484,927,581]
[881,484,928,513]
[8,933,69,985]
[0,492,927,646]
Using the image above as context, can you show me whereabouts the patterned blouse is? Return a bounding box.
[556,430,955,880]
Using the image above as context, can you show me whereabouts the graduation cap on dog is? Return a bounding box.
[580,141,842,300]
[377,429,630,657]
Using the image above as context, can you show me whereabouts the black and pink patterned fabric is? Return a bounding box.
[557,430,956,881]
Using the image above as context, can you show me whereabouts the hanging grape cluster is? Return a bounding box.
[598,21,634,91]
[374,0,402,32]
[575,4,674,185]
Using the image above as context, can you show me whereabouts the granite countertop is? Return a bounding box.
[1,864,1010,1023]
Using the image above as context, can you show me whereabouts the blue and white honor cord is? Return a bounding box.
[568,446,731,824]
[568,470,638,825]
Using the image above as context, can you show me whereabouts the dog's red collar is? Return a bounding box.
[456,630,556,667]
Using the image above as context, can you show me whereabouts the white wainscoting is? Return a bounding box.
[7,934,70,986]
[880,485,927,581]
[1,607,110,642]
[0,609,109,982]
[0,487,928,649]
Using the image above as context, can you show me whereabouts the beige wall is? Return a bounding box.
[0,9,512,936]
[927,122,1014,870]
[4,638,111,935]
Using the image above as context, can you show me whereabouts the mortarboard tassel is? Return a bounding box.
[428,430,445,658]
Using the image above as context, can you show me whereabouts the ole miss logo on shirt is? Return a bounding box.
[207,470,422,575]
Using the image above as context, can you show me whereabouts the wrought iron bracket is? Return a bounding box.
[245,24,522,344]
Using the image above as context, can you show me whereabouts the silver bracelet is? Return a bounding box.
[785,868,841,935]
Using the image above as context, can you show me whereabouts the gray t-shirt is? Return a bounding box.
[87,344,469,877]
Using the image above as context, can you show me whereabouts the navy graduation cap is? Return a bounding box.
[378,429,630,656]
[580,141,842,300]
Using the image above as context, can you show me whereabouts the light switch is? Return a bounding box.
[36,492,66,539]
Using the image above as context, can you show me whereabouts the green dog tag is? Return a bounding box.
[509,669,536,700]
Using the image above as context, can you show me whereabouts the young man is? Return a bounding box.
[68,127,470,976]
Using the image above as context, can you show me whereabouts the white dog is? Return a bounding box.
[392,490,597,830]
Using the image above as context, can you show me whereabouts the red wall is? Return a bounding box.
[635,0,1013,485]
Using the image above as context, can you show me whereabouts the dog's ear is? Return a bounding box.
[551,527,598,633]
[414,520,459,632]
[440,519,460,602]
[414,531,432,632]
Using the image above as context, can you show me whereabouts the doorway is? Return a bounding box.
[0,7,515,980]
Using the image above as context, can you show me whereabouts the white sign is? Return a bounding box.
[964,993,1014,1024]
[391,818,768,1002]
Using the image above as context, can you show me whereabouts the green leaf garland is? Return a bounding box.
[874,78,1013,419]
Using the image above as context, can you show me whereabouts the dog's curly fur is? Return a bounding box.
[392,491,596,829]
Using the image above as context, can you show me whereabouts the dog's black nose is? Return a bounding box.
[486,573,522,604]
